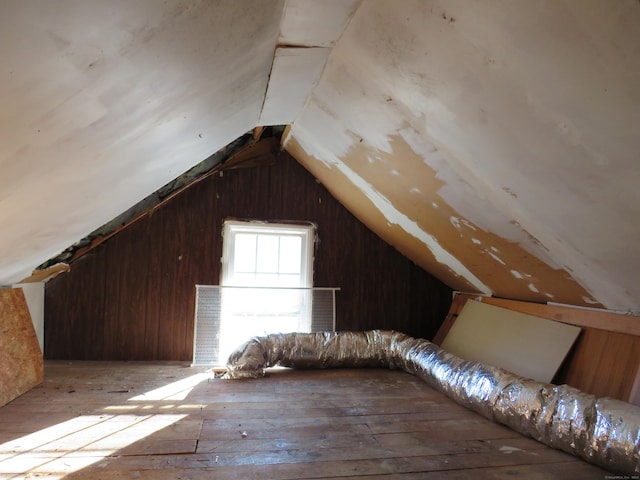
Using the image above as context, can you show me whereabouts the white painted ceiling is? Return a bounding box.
[1,1,639,314]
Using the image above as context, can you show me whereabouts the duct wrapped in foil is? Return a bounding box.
[225,330,640,475]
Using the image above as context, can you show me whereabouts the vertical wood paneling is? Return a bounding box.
[45,246,107,359]
[556,329,640,403]
[103,218,151,360]
[145,209,172,360]
[45,149,452,361]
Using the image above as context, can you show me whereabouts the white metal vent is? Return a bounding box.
[193,285,338,366]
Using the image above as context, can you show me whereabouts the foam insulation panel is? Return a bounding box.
[441,300,580,383]
[0,288,43,407]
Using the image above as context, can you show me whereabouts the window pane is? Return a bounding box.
[255,273,279,285]
[217,221,316,364]
[276,273,302,288]
[279,236,302,274]
[256,235,279,273]
[233,272,256,285]
[233,234,256,273]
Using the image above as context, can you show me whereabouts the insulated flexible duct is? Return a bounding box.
[225,330,640,475]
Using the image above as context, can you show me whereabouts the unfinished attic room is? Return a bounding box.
[2,0,640,478]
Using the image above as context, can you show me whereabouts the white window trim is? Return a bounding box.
[221,220,315,287]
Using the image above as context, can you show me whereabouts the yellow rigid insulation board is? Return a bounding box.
[441,300,581,383]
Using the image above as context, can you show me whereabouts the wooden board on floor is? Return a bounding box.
[0,362,610,479]
[0,288,43,407]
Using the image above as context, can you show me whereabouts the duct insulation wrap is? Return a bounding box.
[225,330,640,475]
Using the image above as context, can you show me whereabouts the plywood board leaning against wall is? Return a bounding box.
[435,294,640,405]
[0,288,43,407]
[441,300,581,383]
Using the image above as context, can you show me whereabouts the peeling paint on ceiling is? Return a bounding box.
[285,0,640,312]
[1,0,639,314]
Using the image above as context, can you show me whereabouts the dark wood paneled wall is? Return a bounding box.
[45,150,453,361]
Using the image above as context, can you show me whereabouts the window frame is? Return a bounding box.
[220,220,315,288]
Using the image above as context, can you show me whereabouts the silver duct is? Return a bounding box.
[225,330,640,475]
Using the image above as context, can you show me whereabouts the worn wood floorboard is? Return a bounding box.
[0,362,611,479]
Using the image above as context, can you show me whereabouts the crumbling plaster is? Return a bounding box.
[285,0,640,312]
[0,0,638,314]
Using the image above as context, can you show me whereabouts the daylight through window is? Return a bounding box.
[218,220,315,362]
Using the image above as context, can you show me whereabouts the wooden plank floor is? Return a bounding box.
[0,362,611,479]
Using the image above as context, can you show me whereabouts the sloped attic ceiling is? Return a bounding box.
[1,1,638,314]
[284,0,640,313]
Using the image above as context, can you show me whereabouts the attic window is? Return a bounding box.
[221,220,314,288]
[216,220,315,362]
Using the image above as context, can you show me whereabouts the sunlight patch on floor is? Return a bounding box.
[0,372,210,479]
[128,372,211,401]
